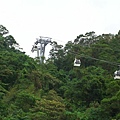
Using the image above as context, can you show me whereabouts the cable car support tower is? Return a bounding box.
[31,36,52,63]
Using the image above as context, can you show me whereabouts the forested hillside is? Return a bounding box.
[0,25,120,120]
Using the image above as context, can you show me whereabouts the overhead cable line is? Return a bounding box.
[52,38,120,52]
[66,50,120,67]
[51,37,120,66]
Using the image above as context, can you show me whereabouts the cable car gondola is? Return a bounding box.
[114,70,120,79]
[74,58,81,67]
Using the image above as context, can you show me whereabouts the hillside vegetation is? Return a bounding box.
[0,25,120,120]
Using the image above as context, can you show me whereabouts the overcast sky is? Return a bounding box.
[1,0,120,58]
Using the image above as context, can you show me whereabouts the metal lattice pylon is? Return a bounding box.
[31,36,52,63]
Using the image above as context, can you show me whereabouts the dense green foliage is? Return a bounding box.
[0,25,120,120]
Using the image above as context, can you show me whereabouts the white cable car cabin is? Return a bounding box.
[74,58,81,67]
[114,70,120,79]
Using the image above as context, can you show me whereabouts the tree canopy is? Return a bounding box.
[0,25,120,120]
